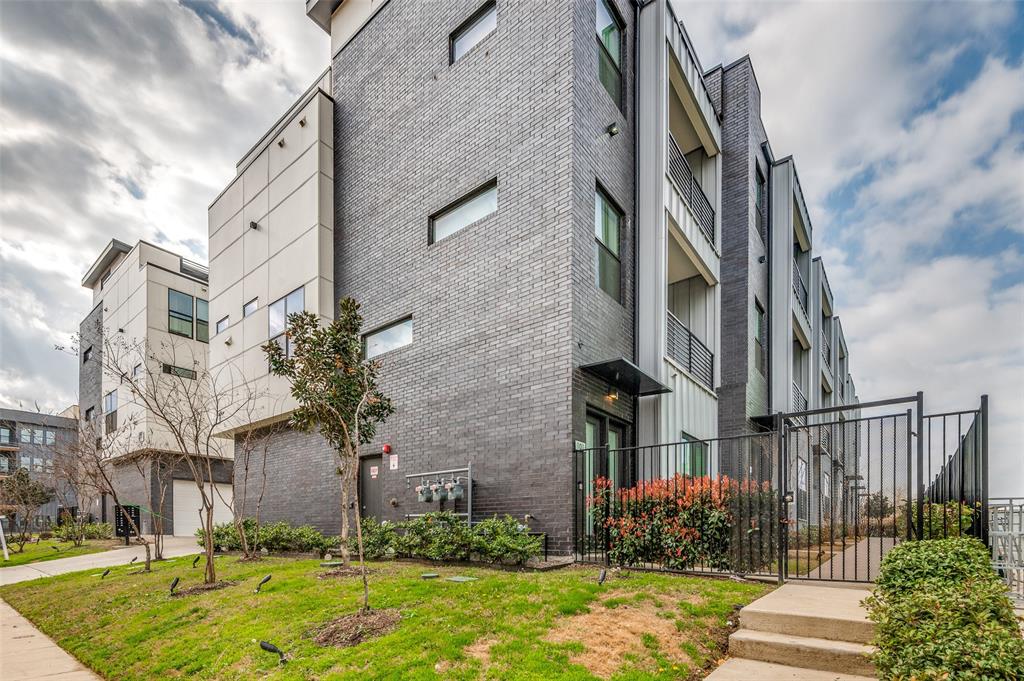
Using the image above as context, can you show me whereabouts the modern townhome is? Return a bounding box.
[203,0,722,551]
[78,239,233,537]
[705,56,860,522]
[0,407,78,530]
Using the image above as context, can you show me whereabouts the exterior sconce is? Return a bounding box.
[605,122,620,137]
[299,117,307,127]
[605,387,619,402]
[224,337,233,346]
[249,221,259,230]
[277,138,285,148]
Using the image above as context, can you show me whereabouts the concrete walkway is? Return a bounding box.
[0,598,100,680]
[0,536,199,586]
[804,537,897,582]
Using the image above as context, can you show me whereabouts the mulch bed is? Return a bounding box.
[313,608,401,648]
[318,566,375,579]
[172,580,237,597]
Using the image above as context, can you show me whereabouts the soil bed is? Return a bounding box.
[172,580,237,597]
[318,566,375,579]
[313,608,401,648]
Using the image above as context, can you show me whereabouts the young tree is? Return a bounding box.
[52,438,100,548]
[216,417,281,560]
[0,468,53,552]
[264,297,393,611]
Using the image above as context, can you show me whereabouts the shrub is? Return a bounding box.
[589,475,777,572]
[471,515,541,565]
[353,517,399,559]
[397,512,474,561]
[38,530,53,540]
[865,537,1024,680]
[83,522,113,540]
[197,520,333,556]
[55,522,113,542]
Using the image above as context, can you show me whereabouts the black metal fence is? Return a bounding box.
[573,392,990,584]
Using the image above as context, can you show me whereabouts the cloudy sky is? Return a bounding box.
[0,1,1021,494]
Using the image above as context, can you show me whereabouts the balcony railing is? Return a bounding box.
[668,136,715,247]
[792,381,808,412]
[793,261,808,314]
[820,330,832,368]
[666,311,714,390]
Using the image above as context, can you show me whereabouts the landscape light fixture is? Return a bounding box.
[598,569,607,585]
[259,641,287,664]
[129,556,137,564]
[255,574,272,593]
[192,555,201,568]
[169,577,180,594]
[101,568,111,579]
[51,545,59,552]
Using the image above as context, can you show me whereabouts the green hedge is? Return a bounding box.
[357,512,541,565]
[865,537,1024,680]
[197,519,333,556]
[53,522,113,543]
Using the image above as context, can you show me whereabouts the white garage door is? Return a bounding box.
[172,480,234,537]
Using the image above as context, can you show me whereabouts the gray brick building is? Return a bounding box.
[0,407,78,530]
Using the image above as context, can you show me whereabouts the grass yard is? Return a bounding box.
[0,538,116,567]
[0,555,770,680]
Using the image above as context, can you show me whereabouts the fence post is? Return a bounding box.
[906,408,914,541]
[980,394,990,546]
[916,391,925,541]
[775,412,787,585]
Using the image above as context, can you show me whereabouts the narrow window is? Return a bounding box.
[753,299,766,375]
[594,187,622,301]
[45,430,55,445]
[20,428,31,443]
[243,298,258,318]
[216,316,230,335]
[162,364,197,380]
[168,289,194,338]
[19,455,30,470]
[84,407,94,422]
[0,427,10,444]
[680,431,708,476]
[755,167,766,242]
[83,346,92,363]
[33,457,43,472]
[196,298,209,343]
[364,318,413,359]
[430,181,497,244]
[596,0,623,107]
[268,287,305,358]
[103,390,118,433]
[132,363,143,379]
[450,1,497,64]
[33,428,44,445]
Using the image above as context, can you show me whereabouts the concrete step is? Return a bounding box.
[706,658,875,681]
[729,629,876,677]
[739,584,875,644]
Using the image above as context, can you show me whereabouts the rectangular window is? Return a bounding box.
[594,187,622,301]
[20,455,30,470]
[103,390,118,433]
[132,363,143,379]
[45,430,55,445]
[268,287,305,358]
[243,298,258,318]
[44,457,54,473]
[0,457,8,473]
[450,1,497,64]
[33,457,43,472]
[753,299,766,375]
[216,316,230,335]
[32,428,44,445]
[365,318,413,359]
[596,0,623,107]
[162,364,197,380]
[83,346,92,363]
[84,407,94,422]
[168,289,194,338]
[430,181,497,244]
[0,427,10,444]
[20,428,31,443]
[196,298,209,343]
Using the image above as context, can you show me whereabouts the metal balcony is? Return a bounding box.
[793,261,809,314]
[666,311,714,390]
[821,329,832,368]
[668,136,715,247]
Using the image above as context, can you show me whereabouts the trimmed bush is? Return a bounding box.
[471,515,542,565]
[865,537,1024,680]
[397,512,474,562]
[589,475,777,572]
[355,517,399,559]
[197,520,333,556]
[54,522,113,543]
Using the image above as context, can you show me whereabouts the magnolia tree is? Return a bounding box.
[0,468,53,552]
[263,297,393,611]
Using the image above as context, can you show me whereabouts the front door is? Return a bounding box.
[359,456,383,521]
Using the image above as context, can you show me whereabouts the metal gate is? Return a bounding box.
[573,392,990,584]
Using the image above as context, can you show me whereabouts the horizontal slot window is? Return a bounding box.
[430,181,497,244]
[365,318,413,360]
[451,1,497,64]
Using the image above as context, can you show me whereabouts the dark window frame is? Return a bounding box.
[243,298,259,318]
[595,0,625,110]
[83,346,93,363]
[162,363,197,380]
[268,287,305,359]
[196,298,209,344]
[168,288,195,339]
[449,0,497,65]
[429,179,498,245]
[363,316,414,360]
[215,315,230,335]
[753,298,767,375]
[755,166,767,243]
[594,184,624,303]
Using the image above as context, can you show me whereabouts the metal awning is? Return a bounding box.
[579,358,671,397]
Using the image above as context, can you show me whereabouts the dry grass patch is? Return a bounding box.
[546,591,696,678]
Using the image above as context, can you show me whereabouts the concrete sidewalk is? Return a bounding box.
[0,598,100,680]
[0,536,199,586]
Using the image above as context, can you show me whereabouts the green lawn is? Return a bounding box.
[0,556,770,680]
[0,539,115,567]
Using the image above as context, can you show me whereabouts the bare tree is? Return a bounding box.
[52,438,100,547]
[95,328,255,584]
[0,468,53,552]
[130,449,177,560]
[215,416,281,560]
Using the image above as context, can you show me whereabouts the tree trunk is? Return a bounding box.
[339,457,351,567]
[202,504,216,583]
[351,468,371,612]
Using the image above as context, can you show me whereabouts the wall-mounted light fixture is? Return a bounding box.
[605,122,620,137]
[758,255,766,264]
[249,221,260,231]
[277,138,285,148]
[224,336,233,346]
[605,386,620,402]
[299,117,307,127]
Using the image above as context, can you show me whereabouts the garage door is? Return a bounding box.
[172,480,234,537]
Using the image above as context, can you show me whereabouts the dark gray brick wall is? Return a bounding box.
[715,57,771,476]
[78,303,103,424]
[317,0,637,554]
